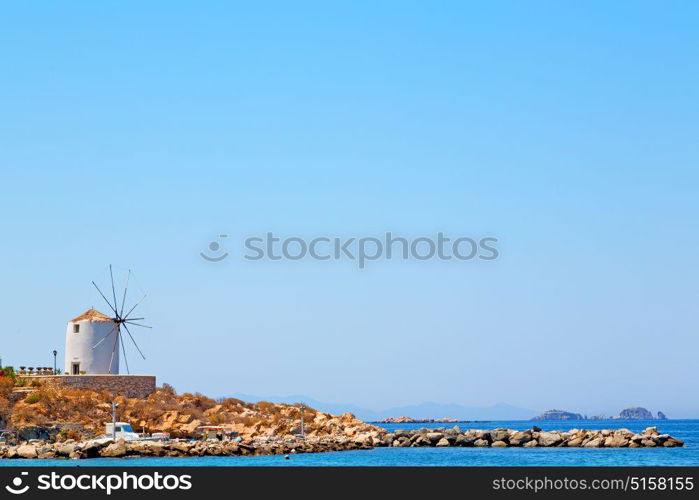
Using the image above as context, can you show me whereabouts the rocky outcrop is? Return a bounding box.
[5,385,385,442]
[618,407,654,420]
[531,410,584,420]
[657,411,667,420]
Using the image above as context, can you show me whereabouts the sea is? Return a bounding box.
[1,419,697,467]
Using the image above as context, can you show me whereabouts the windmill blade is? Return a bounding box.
[122,294,147,321]
[124,321,152,329]
[119,331,130,374]
[109,265,120,319]
[120,269,131,318]
[125,317,145,321]
[108,327,120,374]
[92,281,118,316]
[92,323,118,349]
[122,323,146,360]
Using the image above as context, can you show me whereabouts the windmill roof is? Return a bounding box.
[69,309,113,323]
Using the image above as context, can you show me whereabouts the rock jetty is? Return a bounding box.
[1,426,683,459]
[384,426,683,449]
[0,435,377,460]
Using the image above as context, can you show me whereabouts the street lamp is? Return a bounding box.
[52,350,57,373]
[112,401,119,440]
[300,405,306,439]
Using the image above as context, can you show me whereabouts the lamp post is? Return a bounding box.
[112,402,119,440]
[300,405,306,439]
[52,350,57,373]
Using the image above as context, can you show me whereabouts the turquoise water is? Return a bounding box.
[1,420,696,467]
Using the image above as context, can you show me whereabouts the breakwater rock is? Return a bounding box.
[384,426,684,448]
[0,426,684,459]
[0,435,378,460]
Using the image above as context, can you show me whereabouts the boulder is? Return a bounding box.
[56,443,79,457]
[508,431,532,446]
[127,441,166,456]
[435,438,450,447]
[566,437,583,447]
[474,439,489,447]
[100,439,127,458]
[491,441,507,448]
[490,429,510,443]
[523,440,538,448]
[426,432,444,444]
[604,436,629,447]
[455,433,476,447]
[16,444,37,459]
[583,438,603,448]
[538,431,563,447]
[663,438,684,448]
[81,440,107,458]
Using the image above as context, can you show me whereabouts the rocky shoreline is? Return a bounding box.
[0,435,376,460]
[0,425,683,459]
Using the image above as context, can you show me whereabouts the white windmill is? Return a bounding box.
[64,266,150,375]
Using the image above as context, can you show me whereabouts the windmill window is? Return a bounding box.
[73,324,80,333]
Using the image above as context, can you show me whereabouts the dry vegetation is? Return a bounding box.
[1,379,382,440]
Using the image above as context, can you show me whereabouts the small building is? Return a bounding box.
[64,309,119,375]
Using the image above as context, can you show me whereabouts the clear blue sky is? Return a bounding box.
[1,1,698,416]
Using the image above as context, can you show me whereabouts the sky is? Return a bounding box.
[1,1,698,417]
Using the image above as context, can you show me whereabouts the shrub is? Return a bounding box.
[0,366,16,380]
[25,393,41,404]
[0,377,14,399]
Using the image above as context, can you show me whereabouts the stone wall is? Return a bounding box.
[24,375,156,399]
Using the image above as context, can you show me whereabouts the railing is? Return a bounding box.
[16,366,56,376]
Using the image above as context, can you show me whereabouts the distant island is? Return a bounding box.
[373,416,491,424]
[532,407,668,421]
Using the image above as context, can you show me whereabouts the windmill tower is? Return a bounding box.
[64,266,150,375]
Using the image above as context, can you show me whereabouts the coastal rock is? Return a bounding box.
[426,432,444,444]
[523,440,538,448]
[538,431,563,447]
[127,441,166,456]
[663,438,684,448]
[508,431,532,446]
[491,441,507,448]
[16,444,37,459]
[100,439,127,457]
[567,437,583,447]
[435,438,450,447]
[490,429,510,443]
[584,438,603,448]
[604,436,629,448]
[455,433,476,447]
